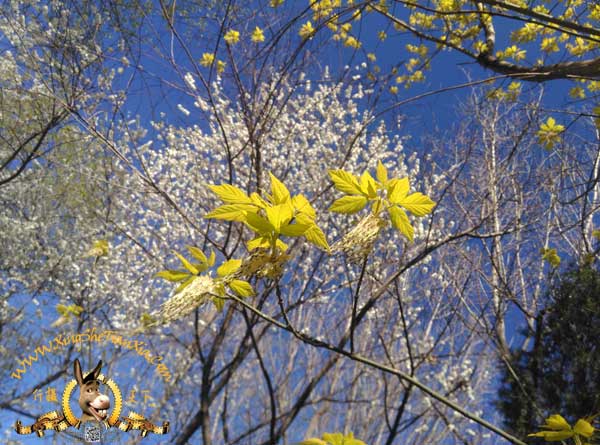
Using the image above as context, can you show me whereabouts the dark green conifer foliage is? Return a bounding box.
[497,264,600,438]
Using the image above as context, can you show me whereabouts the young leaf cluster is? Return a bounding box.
[51,304,84,328]
[84,239,109,258]
[541,247,561,268]
[205,172,330,252]
[155,246,254,311]
[528,414,596,443]
[300,431,367,445]
[328,162,435,242]
[537,117,565,150]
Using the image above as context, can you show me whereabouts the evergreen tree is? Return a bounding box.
[498,264,600,438]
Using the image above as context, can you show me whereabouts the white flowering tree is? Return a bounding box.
[2,1,600,445]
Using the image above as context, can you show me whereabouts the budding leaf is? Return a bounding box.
[270,172,291,204]
[329,195,368,214]
[528,414,575,442]
[205,204,254,222]
[388,178,410,203]
[292,194,316,219]
[208,184,252,204]
[280,223,311,237]
[541,248,561,267]
[376,160,388,184]
[329,170,363,195]
[389,206,414,241]
[573,419,594,438]
[207,250,216,266]
[245,212,274,235]
[229,279,255,297]
[395,192,436,217]
[250,192,269,209]
[84,240,109,257]
[155,270,191,282]
[217,259,242,277]
[527,430,574,441]
[187,246,208,264]
[359,171,378,198]
[304,225,330,251]
[543,414,571,431]
[248,236,272,250]
[322,432,367,445]
[266,203,293,231]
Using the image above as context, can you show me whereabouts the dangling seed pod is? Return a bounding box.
[238,249,291,280]
[156,275,217,323]
[332,213,387,263]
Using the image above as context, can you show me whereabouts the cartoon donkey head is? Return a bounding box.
[73,359,110,422]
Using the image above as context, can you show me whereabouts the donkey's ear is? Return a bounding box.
[91,360,103,379]
[74,359,83,386]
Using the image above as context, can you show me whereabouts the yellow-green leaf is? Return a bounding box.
[329,169,363,195]
[245,212,274,235]
[211,295,226,312]
[250,192,269,209]
[205,204,255,222]
[208,184,252,204]
[573,419,594,438]
[542,414,571,431]
[304,225,330,251]
[275,238,289,251]
[360,171,378,198]
[322,432,367,445]
[217,259,242,277]
[207,250,216,266]
[69,305,83,316]
[84,239,109,257]
[376,160,388,184]
[329,195,368,214]
[175,276,195,293]
[229,279,255,297]
[269,172,291,204]
[155,269,191,282]
[303,432,367,445]
[248,236,272,250]
[266,203,293,231]
[193,262,209,273]
[280,223,311,237]
[322,433,344,445]
[541,248,561,267]
[295,212,315,226]
[528,430,574,441]
[56,304,68,316]
[537,116,565,150]
[292,194,316,219]
[187,246,208,264]
[323,432,367,445]
[175,252,199,274]
[389,206,414,242]
[395,192,435,216]
[388,178,410,204]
